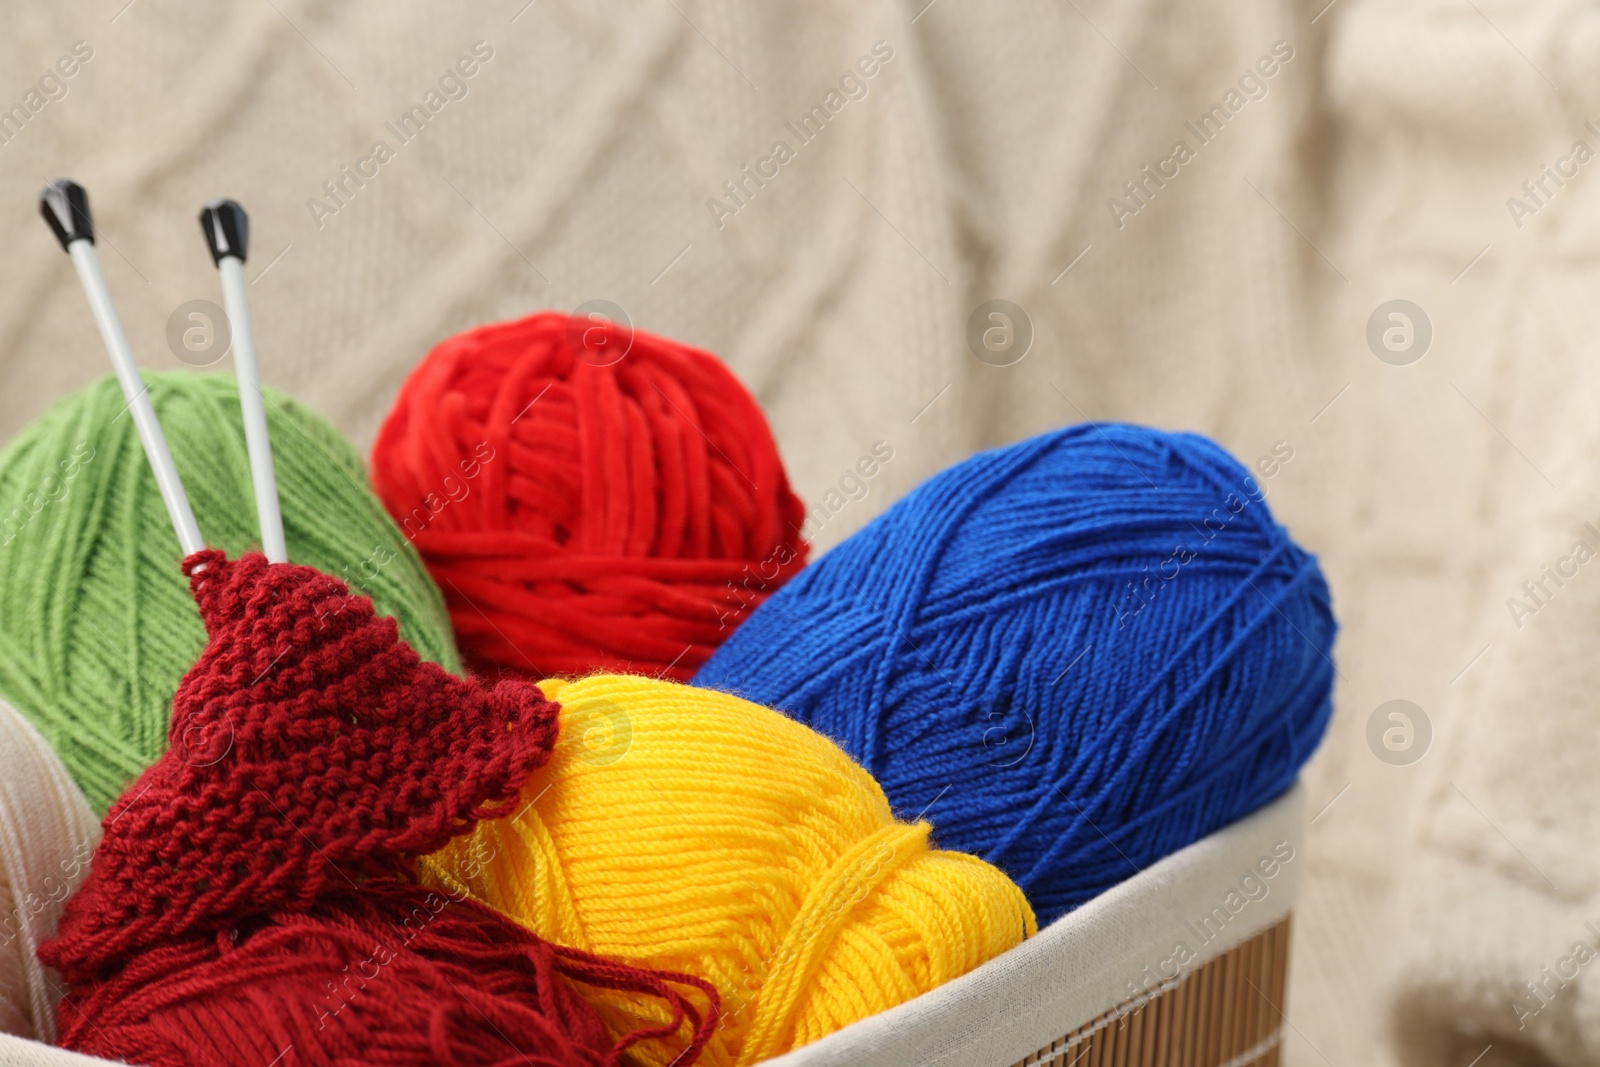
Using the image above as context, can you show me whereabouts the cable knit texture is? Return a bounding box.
[371,312,808,682]
[38,552,716,1066]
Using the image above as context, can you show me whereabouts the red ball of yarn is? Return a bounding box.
[40,551,717,1067]
[371,312,808,683]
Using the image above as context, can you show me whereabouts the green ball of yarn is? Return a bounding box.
[0,372,462,812]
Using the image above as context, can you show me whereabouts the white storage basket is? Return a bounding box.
[0,784,1302,1067]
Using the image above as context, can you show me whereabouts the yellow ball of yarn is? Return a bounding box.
[420,674,1034,1066]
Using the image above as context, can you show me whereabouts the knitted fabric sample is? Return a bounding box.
[39,551,715,1066]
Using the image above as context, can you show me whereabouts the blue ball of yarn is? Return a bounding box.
[694,423,1335,924]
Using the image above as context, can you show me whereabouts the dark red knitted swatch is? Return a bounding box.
[39,551,716,1066]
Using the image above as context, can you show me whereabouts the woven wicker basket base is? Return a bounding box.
[1014,915,1291,1067]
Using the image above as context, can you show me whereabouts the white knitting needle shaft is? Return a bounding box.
[219,258,285,562]
[202,200,285,564]
[67,241,205,557]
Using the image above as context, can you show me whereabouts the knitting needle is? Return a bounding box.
[199,199,286,563]
[39,179,205,558]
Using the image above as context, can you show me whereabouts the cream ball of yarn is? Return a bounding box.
[0,699,98,1041]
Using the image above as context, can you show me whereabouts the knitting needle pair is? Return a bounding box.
[38,180,284,563]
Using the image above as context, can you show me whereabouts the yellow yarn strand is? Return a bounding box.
[421,674,1035,1067]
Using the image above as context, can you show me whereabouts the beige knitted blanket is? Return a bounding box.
[3,0,1592,1063]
